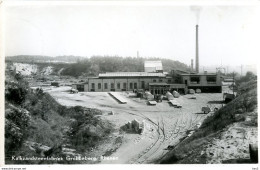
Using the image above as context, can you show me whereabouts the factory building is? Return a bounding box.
[72,25,222,94]
[72,62,221,94]
[87,72,168,92]
[180,72,222,93]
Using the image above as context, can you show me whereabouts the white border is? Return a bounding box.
[1,1,260,170]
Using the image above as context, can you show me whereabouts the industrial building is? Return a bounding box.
[72,25,222,94]
[144,60,163,73]
[72,61,222,94]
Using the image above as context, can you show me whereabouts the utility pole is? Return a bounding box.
[241,64,243,78]
[233,71,235,96]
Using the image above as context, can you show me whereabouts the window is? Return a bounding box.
[134,83,137,89]
[77,85,84,92]
[123,82,127,89]
[104,83,108,89]
[111,83,114,89]
[168,79,172,83]
[190,76,200,84]
[98,83,101,89]
[91,83,95,89]
[207,76,216,84]
[159,79,163,82]
[153,79,156,82]
[117,83,120,89]
[141,81,145,88]
[130,83,133,89]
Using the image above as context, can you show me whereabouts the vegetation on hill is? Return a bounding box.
[5,73,114,164]
[5,55,83,63]
[61,56,190,77]
[159,72,257,164]
[6,55,191,77]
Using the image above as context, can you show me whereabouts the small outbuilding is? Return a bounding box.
[51,82,59,87]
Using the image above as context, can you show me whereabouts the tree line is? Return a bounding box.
[61,56,190,77]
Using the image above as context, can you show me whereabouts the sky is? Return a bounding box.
[5,3,260,68]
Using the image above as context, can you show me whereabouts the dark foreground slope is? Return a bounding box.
[5,73,115,164]
[159,79,257,164]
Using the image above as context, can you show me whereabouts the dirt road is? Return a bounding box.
[44,86,224,164]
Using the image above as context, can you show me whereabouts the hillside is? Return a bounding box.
[5,55,83,63]
[5,72,116,164]
[159,78,257,164]
[6,55,191,77]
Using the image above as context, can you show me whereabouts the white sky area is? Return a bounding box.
[5,4,260,68]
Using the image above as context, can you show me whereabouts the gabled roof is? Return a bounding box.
[180,73,217,76]
[144,61,163,70]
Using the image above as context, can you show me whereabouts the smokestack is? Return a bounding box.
[196,25,199,73]
[191,59,194,71]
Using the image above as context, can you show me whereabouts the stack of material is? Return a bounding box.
[132,119,140,133]
[172,91,180,98]
[128,92,137,97]
[140,120,146,134]
[201,106,211,114]
[121,119,142,134]
[148,100,157,105]
[169,100,182,108]
[127,121,132,130]
[196,89,201,93]
[189,89,195,94]
[144,91,154,100]
[166,91,174,100]
[108,111,114,115]
[109,92,127,104]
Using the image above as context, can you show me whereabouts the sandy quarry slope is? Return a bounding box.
[159,79,257,164]
[11,63,55,76]
[13,63,38,76]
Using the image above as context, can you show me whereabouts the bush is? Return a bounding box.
[5,104,31,155]
[6,84,28,105]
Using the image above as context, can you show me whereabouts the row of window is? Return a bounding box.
[153,79,163,83]
[189,76,217,84]
[91,82,138,90]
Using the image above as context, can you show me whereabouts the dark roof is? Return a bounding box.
[99,72,166,78]
[181,73,217,76]
[72,82,88,85]
[173,69,191,74]
[149,83,169,86]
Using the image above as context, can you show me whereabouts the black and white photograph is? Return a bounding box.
[1,0,259,168]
